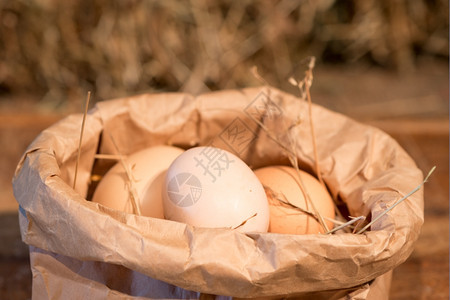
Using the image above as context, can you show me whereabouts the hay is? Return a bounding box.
[0,0,448,105]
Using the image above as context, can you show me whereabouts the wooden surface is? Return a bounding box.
[0,64,448,299]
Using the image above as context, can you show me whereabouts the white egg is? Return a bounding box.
[92,145,185,218]
[162,146,269,233]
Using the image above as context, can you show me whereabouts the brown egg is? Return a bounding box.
[92,145,185,218]
[253,165,335,234]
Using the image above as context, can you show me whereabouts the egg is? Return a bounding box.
[92,145,185,218]
[162,146,269,232]
[253,165,335,234]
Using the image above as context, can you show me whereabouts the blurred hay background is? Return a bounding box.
[0,0,448,109]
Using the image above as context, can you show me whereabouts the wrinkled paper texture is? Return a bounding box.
[13,86,423,299]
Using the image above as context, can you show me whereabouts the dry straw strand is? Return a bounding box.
[93,154,123,160]
[251,63,330,233]
[357,166,436,234]
[286,57,332,233]
[289,56,324,186]
[265,186,320,221]
[233,213,258,230]
[326,216,366,234]
[73,91,91,190]
[291,165,330,233]
[105,132,142,216]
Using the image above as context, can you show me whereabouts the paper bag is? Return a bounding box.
[13,86,424,299]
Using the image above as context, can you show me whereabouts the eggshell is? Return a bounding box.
[253,165,335,234]
[162,146,269,232]
[92,145,185,218]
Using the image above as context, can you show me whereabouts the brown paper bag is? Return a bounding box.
[13,86,424,299]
